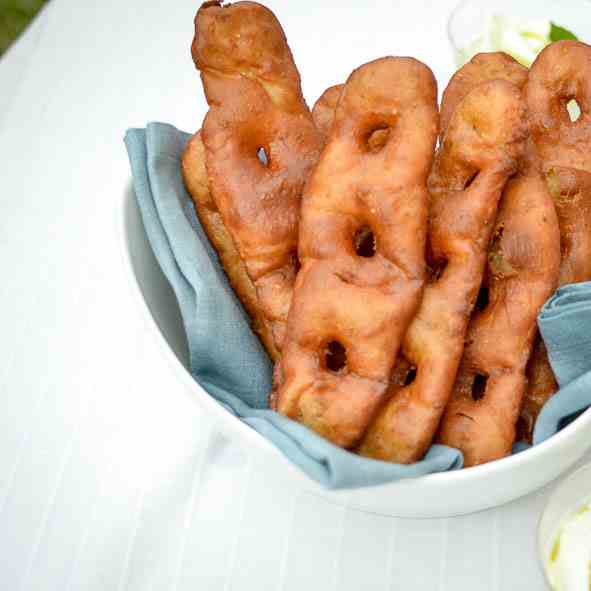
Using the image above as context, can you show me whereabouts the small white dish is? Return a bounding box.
[448,0,591,67]
[538,462,591,589]
[120,187,591,518]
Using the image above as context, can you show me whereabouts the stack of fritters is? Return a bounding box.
[181,1,591,468]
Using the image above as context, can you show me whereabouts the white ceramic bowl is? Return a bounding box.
[120,186,591,518]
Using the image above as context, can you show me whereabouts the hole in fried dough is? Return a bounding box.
[567,98,582,122]
[365,126,390,153]
[354,226,376,258]
[464,170,478,190]
[471,374,488,401]
[390,356,412,387]
[257,147,269,166]
[429,259,448,282]
[291,251,301,274]
[475,286,489,311]
[325,341,347,372]
[403,366,417,386]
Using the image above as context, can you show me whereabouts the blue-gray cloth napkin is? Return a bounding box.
[535,283,591,443]
[124,122,590,489]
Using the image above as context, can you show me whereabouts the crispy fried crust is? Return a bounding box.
[271,57,438,448]
[312,84,343,145]
[526,40,591,172]
[192,1,322,355]
[181,132,280,360]
[358,78,527,463]
[518,167,591,440]
[438,175,560,466]
[518,41,591,441]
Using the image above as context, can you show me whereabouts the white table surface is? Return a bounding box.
[0,1,582,589]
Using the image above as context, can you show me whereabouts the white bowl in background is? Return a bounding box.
[448,0,591,67]
[120,186,591,518]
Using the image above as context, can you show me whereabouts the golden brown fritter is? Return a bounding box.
[519,41,591,441]
[526,41,591,173]
[188,1,322,356]
[271,57,438,448]
[359,79,527,463]
[440,52,528,136]
[438,175,560,466]
[519,167,591,440]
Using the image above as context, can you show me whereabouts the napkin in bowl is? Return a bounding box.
[124,122,591,489]
[535,283,591,443]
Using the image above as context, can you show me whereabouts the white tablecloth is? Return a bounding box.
[0,1,576,589]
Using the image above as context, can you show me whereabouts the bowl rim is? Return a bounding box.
[118,184,591,489]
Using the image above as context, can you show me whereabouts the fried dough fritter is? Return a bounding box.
[359,78,527,463]
[519,41,591,441]
[272,57,438,448]
[183,1,322,359]
[438,175,560,466]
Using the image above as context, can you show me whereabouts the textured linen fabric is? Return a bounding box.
[535,283,591,443]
